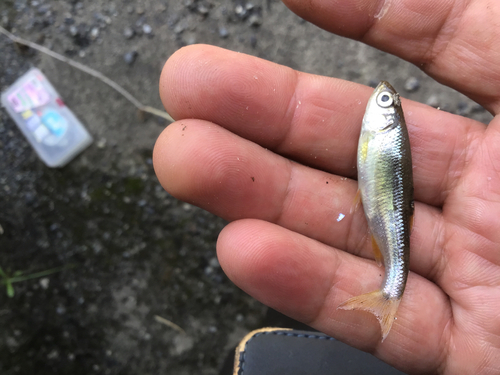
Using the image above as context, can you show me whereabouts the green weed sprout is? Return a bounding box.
[0,265,67,297]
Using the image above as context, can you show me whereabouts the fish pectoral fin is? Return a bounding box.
[371,235,383,267]
[349,189,362,215]
[338,290,401,342]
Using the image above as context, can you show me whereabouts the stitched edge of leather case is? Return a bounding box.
[233,327,291,375]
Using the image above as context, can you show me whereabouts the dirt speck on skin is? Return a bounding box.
[0,0,492,374]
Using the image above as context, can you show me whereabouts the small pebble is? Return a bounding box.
[56,305,66,315]
[1,14,10,27]
[6,336,18,350]
[89,27,99,40]
[174,24,184,34]
[209,257,220,268]
[47,350,59,360]
[248,14,262,26]
[39,278,50,289]
[456,101,469,115]
[123,26,134,39]
[64,15,74,25]
[135,17,145,27]
[96,138,107,148]
[142,24,152,34]
[197,4,209,15]
[235,4,246,17]
[404,77,420,92]
[124,51,138,65]
[218,26,229,38]
[426,94,440,108]
[249,34,257,48]
[69,25,78,36]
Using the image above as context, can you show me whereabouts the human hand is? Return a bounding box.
[153,1,500,373]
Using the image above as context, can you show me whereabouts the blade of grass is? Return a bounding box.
[0,266,69,285]
[6,281,14,298]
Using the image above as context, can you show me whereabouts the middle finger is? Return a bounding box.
[153,119,444,279]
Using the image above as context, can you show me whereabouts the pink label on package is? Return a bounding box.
[7,77,50,112]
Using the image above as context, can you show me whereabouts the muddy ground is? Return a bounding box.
[0,1,492,374]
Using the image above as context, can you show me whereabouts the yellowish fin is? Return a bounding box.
[350,189,362,215]
[371,235,383,267]
[338,290,400,341]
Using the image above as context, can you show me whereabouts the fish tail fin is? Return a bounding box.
[338,290,401,341]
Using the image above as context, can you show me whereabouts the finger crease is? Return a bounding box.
[358,0,386,42]
[427,213,448,284]
[272,158,296,226]
[273,70,301,153]
[421,0,470,70]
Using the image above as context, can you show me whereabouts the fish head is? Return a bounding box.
[362,81,402,133]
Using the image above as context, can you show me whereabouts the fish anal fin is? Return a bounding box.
[350,189,362,215]
[371,235,383,267]
[338,290,401,342]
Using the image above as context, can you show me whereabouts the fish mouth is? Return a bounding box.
[377,81,397,94]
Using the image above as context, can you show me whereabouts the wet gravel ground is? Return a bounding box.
[0,1,493,374]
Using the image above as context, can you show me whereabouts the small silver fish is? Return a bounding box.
[338,81,414,341]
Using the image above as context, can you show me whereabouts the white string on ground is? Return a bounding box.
[0,25,174,123]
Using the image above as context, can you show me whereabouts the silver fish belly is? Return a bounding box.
[338,81,414,341]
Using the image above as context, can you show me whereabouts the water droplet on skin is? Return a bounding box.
[337,213,345,222]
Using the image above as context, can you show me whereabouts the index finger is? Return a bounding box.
[283,0,500,114]
[159,45,484,207]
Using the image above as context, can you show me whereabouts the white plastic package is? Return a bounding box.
[1,68,93,167]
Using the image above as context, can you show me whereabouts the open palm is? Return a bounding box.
[153,1,500,373]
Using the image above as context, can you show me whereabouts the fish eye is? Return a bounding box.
[376,92,394,108]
